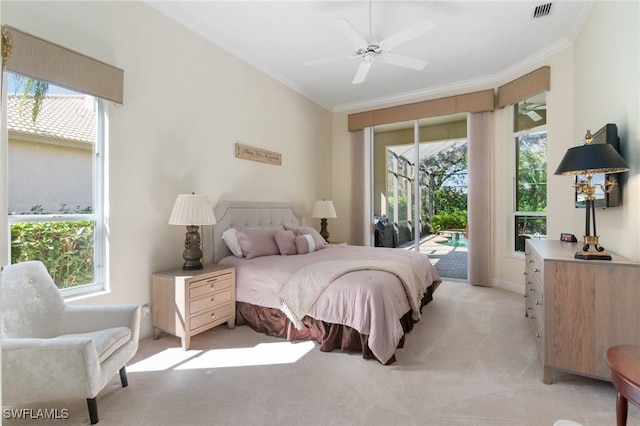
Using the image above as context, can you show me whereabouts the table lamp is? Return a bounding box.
[312,200,337,242]
[169,193,217,270]
[554,130,629,260]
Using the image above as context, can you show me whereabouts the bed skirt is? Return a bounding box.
[235,283,437,365]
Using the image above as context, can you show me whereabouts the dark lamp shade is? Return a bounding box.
[554,143,630,176]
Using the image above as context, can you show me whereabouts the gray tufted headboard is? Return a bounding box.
[209,201,301,263]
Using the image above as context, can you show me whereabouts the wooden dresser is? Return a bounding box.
[152,264,236,350]
[524,239,640,384]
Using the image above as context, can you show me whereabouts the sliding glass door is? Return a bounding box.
[371,115,468,279]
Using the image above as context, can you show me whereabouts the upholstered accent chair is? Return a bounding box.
[0,261,140,424]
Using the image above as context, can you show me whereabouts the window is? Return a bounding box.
[6,73,107,296]
[513,95,547,252]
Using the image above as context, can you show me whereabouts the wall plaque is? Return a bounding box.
[235,142,282,166]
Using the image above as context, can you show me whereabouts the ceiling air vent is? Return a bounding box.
[533,3,552,18]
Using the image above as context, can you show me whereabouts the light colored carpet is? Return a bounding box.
[5,281,639,425]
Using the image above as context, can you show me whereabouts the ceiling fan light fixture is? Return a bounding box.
[308,9,435,84]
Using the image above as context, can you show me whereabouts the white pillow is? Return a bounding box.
[221,228,243,257]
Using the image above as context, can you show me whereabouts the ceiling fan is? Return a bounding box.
[519,102,547,121]
[305,3,435,84]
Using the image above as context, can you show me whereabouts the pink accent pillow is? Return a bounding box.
[284,225,326,248]
[274,230,297,256]
[294,234,320,254]
[235,228,280,259]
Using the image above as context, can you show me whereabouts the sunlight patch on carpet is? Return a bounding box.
[128,341,315,371]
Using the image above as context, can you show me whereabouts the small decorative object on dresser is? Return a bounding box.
[152,264,235,350]
[524,239,640,384]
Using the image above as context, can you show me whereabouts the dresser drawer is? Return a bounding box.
[189,289,233,315]
[189,273,233,299]
[525,247,544,284]
[190,303,234,331]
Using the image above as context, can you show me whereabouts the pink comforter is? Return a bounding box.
[219,244,441,363]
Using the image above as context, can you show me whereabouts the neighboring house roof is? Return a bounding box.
[7,93,96,144]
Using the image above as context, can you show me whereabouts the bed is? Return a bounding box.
[213,201,441,364]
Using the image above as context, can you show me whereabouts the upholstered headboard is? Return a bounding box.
[209,201,301,263]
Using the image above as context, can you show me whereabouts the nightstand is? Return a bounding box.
[152,264,236,350]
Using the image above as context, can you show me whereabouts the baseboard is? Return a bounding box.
[492,278,523,294]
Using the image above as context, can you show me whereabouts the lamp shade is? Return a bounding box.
[168,194,217,225]
[554,143,630,176]
[312,200,337,218]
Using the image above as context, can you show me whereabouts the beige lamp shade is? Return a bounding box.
[168,194,217,226]
[312,200,337,219]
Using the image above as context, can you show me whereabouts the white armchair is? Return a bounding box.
[1,261,140,424]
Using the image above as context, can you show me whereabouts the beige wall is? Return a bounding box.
[332,1,640,290]
[1,1,332,339]
[572,0,639,261]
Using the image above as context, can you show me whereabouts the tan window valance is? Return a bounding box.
[348,89,494,132]
[1,25,124,104]
[496,66,549,108]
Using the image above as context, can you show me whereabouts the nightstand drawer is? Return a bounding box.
[190,303,234,331]
[189,273,233,299]
[189,289,233,315]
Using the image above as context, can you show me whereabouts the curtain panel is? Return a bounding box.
[467,112,493,286]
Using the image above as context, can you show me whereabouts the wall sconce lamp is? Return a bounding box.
[168,193,217,270]
[312,200,337,242]
[554,130,629,260]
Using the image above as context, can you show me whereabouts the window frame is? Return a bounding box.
[512,116,548,255]
[6,95,108,298]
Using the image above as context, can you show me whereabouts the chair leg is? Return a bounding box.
[119,366,128,388]
[87,398,98,425]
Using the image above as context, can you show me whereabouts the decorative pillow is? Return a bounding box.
[235,228,280,259]
[274,230,297,255]
[221,228,243,257]
[294,234,321,254]
[284,225,326,248]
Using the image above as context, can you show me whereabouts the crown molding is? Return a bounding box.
[146,1,577,115]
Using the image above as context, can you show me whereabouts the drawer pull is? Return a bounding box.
[527,306,532,311]
[528,259,534,264]
[534,268,540,273]
[535,300,541,305]
[530,315,536,320]
[523,272,528,276]
[536,333,542,338]
[210,297,216,304]
[529,286,534,292]
[210,284,216,290]
[211,313,216,319]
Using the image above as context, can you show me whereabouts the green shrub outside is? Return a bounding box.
[431,208,467,234]
[10,221,94,288]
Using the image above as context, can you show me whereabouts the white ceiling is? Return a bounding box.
[148,1,591,112]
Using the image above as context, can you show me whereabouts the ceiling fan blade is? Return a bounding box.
[334,18,368,50]
[380,17,435,51]
[526,110,543,121]
[304,54,353,67]
[381,53,428,70]
[352,61,372,84]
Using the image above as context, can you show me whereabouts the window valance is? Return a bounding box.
[496,66,549,108]
[348,89,494,132]
[1,25,123,104]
